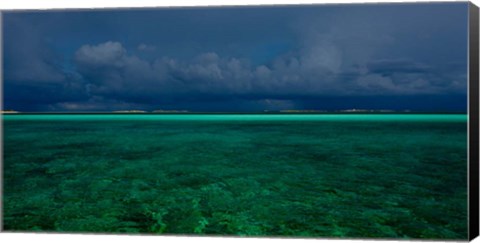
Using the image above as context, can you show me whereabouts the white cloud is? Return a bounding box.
[72,40,467,105]
[75,41,126,67]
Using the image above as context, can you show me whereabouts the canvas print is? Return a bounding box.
[1,2,475,240]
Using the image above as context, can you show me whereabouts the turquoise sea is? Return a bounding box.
[2,114,468,239]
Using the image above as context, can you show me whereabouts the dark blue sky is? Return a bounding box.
[3,3,469,112]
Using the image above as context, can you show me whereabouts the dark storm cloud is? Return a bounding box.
[367,59,432,76]
[2,3,469,112]
[3,16,66,83]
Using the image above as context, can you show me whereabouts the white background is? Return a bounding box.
[0,0,479,243]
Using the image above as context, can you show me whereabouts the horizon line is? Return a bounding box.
[1,111,468,115]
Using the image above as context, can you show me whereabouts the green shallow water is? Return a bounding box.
[2,114,467,122]
[2,114,468,239]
